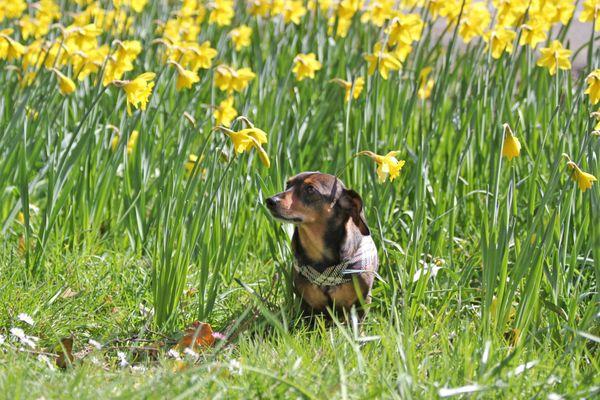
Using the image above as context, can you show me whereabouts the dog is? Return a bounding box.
[266,172,378,317]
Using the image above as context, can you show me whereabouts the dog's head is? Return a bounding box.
[266,171,370,236]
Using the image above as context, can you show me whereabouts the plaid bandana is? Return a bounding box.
[294,236,378,286]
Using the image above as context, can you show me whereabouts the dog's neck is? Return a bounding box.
[293,218,363,269]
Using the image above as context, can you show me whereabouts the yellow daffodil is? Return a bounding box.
[229,25,252,51]
[170,62,200,91]
[494,0,528,27]
[361,0,395,27]
[483,27,517,59]
[213,97,238,127]
[579,0,600,31]
[62,23,102,52]
[386,13,424,46]
[103,40,142,86]
[215,65,256,93]
[292,53,322,81]
[0,0,27,20]
[282,1,307,25]
[545,0,575,25]
[459,2,491,44]
[179,41,218,71]
[209,0,235,26]
[248,0,271,17]
[364,43,402,80]
[418,67,434,100]
[70,45,110,81]
[358,150,406,183]
[334,0,361,37]
[52,69,76,95]
[501,123,521,161]
[536,40,571,75]
[519,17,548,48]
[184,153,206,174]
[111,134,120,151]
[0,31,26,61]
[585,69,600,105]
[218,125,270,168]
[113,0,149,13]
[564,156,597,192]
[127,130,139,155]
[331,77,365,102]
[115,72,156,115]
[393,41,413,63]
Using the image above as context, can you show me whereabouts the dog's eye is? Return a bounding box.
[305,186,316,195]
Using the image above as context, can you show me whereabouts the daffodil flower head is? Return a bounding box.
[579,0,600,31]
[292,53,322,81]
[364,42,402,80]
[584,69,600,105]
[229,25,252,51]
[217,123,270,168]
[169,61,199,91]
[213,96,238,127]
[0,31,26,61]
[358,150,406,183]
[331,77,365,102]
[52,68,76,95]
[215,64,256,93]
[418,67,434,100]
[502,123,521,161]
[209,0,235,26]
[483,27,516,59]
[536,40,571,75]
[115,72,156,115]
[563,155,597,192]
[185,153,205,174]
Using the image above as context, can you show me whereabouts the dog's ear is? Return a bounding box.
[339,189,370,236]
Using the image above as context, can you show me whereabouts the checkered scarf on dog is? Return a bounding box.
[294,236,378,286]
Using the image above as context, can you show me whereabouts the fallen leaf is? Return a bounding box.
[55,337,74,369]
[176,321,215,350]
[60,288,79,299]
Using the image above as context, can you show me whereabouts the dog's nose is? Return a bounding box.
[266,197,277,209]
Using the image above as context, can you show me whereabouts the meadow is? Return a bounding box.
[0,0,599,398]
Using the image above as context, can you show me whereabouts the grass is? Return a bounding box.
[1,0,599,398]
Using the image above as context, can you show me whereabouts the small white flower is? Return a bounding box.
[89,356,102,365]
[18,313,35,326]
[183,347,200,361]
[413,261,442,282]
[0,334,5,345]
[167,348,181,360]
[117,351,129,367]
[228,359,243,375]
[10,327,39,348]
[138,303,154,318]
[10,327,25,338]
[89,339,103,350]
[509,360,539,377]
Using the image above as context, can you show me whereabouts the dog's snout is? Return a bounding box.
[266,196,278,209]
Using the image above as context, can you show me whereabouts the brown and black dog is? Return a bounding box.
[266,172,378,317]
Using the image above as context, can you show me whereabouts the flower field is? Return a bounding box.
[0,0,598,398]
